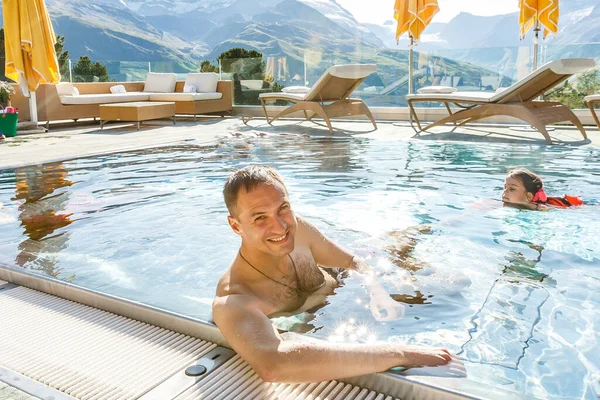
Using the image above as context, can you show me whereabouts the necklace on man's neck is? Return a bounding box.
[238,250,299,291]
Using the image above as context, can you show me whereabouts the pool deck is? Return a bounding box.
[0,116,598,169]
[0,381,38,400]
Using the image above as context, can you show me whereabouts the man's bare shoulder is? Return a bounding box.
[296,215,322,242]
[212,291,265,328]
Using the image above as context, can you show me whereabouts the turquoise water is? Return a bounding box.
[0,134,599,399]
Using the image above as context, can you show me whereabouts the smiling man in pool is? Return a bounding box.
[212,165,454,383]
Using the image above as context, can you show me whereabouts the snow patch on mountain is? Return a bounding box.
[297,0,371,35]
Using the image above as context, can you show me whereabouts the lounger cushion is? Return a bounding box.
[259,92,306,101]
[282,86,311,94]
[584,94,600,102]
[417,86,457,94]
[144,73,177,93]
[56,82,77,97]
[185,73,219,93]
[59,93,150,105]
[406,91,495,103]
[148,93,223,102]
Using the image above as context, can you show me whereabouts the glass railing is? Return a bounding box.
[1,42,599,109]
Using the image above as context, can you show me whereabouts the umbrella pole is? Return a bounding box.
[29,92,39,124]
[533,26,540,71]
[408,36,414,95]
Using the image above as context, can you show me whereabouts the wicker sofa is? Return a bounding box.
[12,72,233,125]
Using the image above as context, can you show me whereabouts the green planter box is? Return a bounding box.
[0,112,18,137]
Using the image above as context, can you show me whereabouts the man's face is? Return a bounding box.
[502,177,532,205]
[228,182,297,257]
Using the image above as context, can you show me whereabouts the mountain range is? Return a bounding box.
[1,0,598,63]
[0,0,598,89]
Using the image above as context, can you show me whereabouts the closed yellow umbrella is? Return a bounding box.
[3,0,60,123]
[519,0,559,70]
[394,0,439,94]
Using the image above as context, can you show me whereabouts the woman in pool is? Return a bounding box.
[502,168,583,210]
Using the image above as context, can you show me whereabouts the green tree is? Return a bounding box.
[54,35,70,80]
[72,56,110,82]
[200,60,218,73]
[217,48,264,78]
[546,69,600,109]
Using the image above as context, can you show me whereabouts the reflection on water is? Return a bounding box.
[0,134,599,399]
[11,165,74,280]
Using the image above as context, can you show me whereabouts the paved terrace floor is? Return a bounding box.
[0,381,37,400]
[0,117,598,169]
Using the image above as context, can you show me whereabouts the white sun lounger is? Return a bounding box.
[259,64,378,133]
[585,93,600,129]
[407,58,596,144]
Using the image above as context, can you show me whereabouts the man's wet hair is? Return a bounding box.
[507,168,544,195]
[223,165,288,217]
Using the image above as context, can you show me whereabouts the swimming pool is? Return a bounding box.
[0,133,598,399]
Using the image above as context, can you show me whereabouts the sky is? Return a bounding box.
[337,0,520,24]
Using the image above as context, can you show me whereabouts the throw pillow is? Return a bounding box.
[183,84,197,93]
[110,85,126,94]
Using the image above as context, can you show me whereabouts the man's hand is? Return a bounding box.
[351,257,406,321]
[369,291,406,321]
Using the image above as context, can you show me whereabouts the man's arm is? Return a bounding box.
[299,216,406,320]
[212,294,452,383]
[298,216,355,269]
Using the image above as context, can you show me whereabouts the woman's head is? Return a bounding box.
[503,168,544,205]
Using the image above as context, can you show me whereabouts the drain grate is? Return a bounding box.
[0,286,217,400]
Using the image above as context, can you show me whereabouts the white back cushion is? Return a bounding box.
[144,73,177,93]
[56,82,76,96]
[185,73,218,93]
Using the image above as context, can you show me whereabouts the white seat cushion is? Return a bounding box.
[143,73,177,93]
[282,86,310,94]
[417,86,457,94]
[148,92,222,102]
[59,93,150,105]
[56,82,77,97]
[584,94,600,102]
[185,73,219,93]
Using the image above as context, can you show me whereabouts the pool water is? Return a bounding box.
[0,134,598,399]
